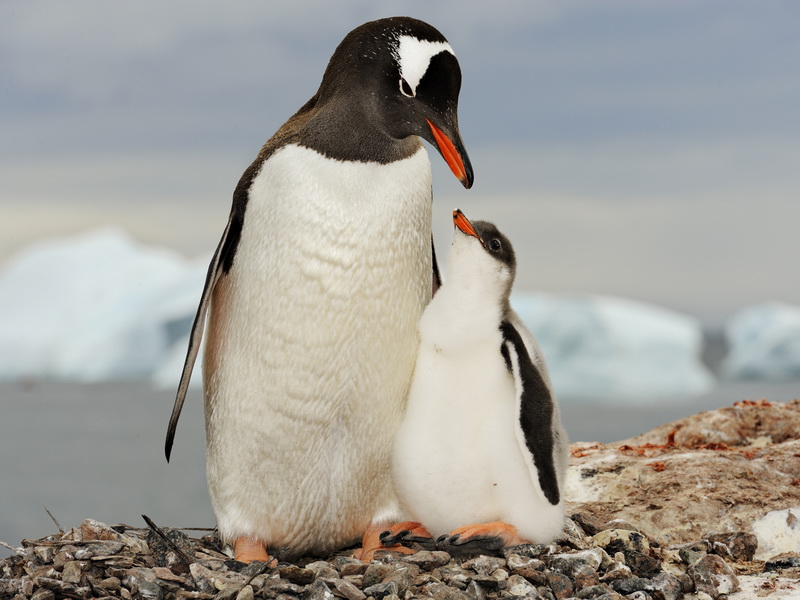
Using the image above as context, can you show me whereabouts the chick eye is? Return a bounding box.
[489,239,502,252]
[399,77,414,97]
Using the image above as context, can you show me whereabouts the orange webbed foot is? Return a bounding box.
[354,521,433,562]
[233,536,277,566]
[443,521,528,555]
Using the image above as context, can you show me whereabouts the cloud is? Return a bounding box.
[2,0,800,317]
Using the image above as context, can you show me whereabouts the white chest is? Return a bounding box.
[238,144,432,302]
[205,143,434,420]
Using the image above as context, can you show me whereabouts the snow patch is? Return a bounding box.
[752,507,800,561]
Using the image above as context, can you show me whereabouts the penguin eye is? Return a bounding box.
[489,239,502,252]
[399,77,415,97]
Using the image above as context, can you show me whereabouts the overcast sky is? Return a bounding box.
[2,1,799,321]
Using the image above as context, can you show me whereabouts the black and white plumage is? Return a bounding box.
[163,17,472,560]
[392,210,569,547]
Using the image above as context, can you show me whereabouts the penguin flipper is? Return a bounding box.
[164,215,235,461]
[500,320,561,506]
[431,235,442,297]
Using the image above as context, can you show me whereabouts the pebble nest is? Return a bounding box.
[4,513,797,600]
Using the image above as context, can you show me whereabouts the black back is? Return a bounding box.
[500,320,560,505]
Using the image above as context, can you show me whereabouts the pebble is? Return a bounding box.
[687,554,740,599]
[592,529,650,554]
[0,516,788,600]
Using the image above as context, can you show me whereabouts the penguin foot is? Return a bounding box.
[379,522,437,550]
[233,536,276,565]
[355,521,432,561]
[438,521,527,556]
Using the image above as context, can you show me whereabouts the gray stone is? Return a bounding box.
[264,579,306,595]
[305,560,339,580]
[137,580,164,600]
[279,564,315,585]
[605,519,640,532]
[302,579,335,600]
[572,564,600,590]
[705,532,757,561]
[462,555,506,576]
[764,552,800,571]
[675,541,709,566]
[548,550,604,578]
[32,546,55,564]
[687,554,739,599]
[439,563,471,589]
[560,517,590,549]
[61,560,87,584]
[97,576,122,590]
[331,578,367,600]
[504,544,551,559]
[30,589,56,600]
[623,551,661,579]
[404,550,452,570]
[235,585,255,600]
[644,572,682,600]
[381,563,419,596]
[362,580,398,599]
[536,584,557,600]
[600,562,633,582]
[506,573,537,597]
[361,562,392,588]
[575,583,615,598]
[464,579,486,600]
[340,561,369,576]
[609,577,649,595]
[424,582,473,600]
[592,530,649,555]
[545,571,573,599]
[331,555,362,571]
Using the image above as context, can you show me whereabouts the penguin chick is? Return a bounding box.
[391,209,569,552]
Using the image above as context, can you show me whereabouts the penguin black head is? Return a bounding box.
[450,209,516,305]
[302,17,473,188]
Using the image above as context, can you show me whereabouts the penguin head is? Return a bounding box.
[316,17,473,188]
[449,209,516,304]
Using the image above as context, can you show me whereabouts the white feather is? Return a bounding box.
[393,226,568,543]
[204,143,433,554]
[395,36,454,95]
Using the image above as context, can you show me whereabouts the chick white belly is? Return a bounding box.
[394,342,530,534]
[203,145,432,554]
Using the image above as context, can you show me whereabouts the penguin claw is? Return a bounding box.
[356,521,433,560]
[378,529,409,546]
[435,533,505,556]
[436,521,528,556]
[380,529,437,550]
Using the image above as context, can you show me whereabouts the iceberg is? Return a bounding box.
[511,293,715,401]
[0,228,207,384]
[0,229,717,401]
[722,302,800,380]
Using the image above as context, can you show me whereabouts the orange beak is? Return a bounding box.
[453,209,479,239]
[427,119,473,189]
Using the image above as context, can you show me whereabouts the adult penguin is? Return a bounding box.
[164,16,473,563]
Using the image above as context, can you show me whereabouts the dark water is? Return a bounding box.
[1,380,798,557]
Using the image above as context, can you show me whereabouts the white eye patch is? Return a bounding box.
[394,35,454,97]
